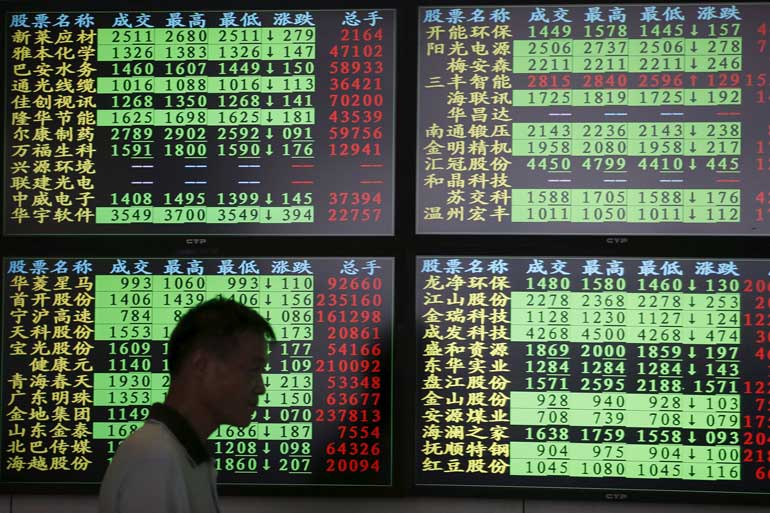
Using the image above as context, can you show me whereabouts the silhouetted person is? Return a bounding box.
[99,297,273,513]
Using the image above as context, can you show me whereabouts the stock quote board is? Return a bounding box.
[2,257,392,486]
[416,257,770,495]
[417,4,770,235]
[4,9,394,235]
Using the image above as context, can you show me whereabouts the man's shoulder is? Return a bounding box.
[99,421,193,513]
[113,420,184,465]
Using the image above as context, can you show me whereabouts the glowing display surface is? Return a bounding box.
[416,257,770,494]
[2,257,392,486]
[417,4,770,235]
[5,10,394,235]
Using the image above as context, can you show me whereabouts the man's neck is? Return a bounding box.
[164,386,217,442]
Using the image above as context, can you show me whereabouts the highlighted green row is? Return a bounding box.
[94,389,165,406]
[509,325,739,344]
[512,139,740,157]
[97,76,314,93]
[514,189,739,207]
[94,275,314,292]
[98,28,316,45]
[99,43,316,61]
[513,38,741,57]
[511,292,739,313]
[511,121,742,142]
[94,289,311,305]
[95,274,315,290]
[509,392,740,412]
[94,422,312,440]
[513,55,741,73]
[93,372,169,390]
[93,373,311,392]
[513,206,740,224]
[94,290,311,302]
[513,122,740,139]
[512,88,740,107]
[511,292,739,310]
[510,442,740,464]
[512,310,738,328]
[94,388,311,407]
[510,409,739,429]
[96,206,314,224]
[512,313,736,328]
[210,422,312,440]
[96,108,314,126]
[95,306,312,324]
[510,445,739,479]
[94,322,312,341]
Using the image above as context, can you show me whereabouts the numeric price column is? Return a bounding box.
[572,275,629,478]
[326,22,387,226]
[327,26,385,161]
[318,273,385,475]
[266,274,314,476]
[96,28,155,161]
[260,275,315,445]
[210,25,263,166]
[510,275,573,478]
[93,271,162,455]
[155,27,209,161]
[686,286,741,481]
[95,28,157,226]
[262,27,316,161]
[154,28,210,225]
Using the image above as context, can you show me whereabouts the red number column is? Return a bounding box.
[741,277,770,482]
[326,25,386,225]
[316,271,385,476]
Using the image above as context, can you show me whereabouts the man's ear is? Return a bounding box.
[188,348,210,377]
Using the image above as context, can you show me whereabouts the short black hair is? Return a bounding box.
[167,297,274,377]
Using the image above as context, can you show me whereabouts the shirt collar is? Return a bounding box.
[148,402,211,465]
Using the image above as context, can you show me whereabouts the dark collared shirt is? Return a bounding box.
[147,403,210,464]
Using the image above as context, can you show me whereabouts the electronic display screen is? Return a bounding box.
[416,256,769,495]
[417,4,770,235]
[5,9,394,235]
[2,257,392,486]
